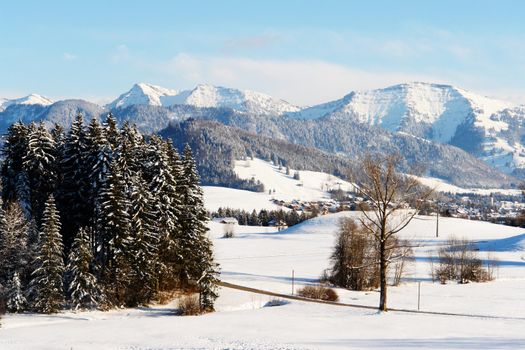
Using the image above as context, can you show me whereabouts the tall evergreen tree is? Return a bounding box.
[85,118,112,224]
[0,200,31,288]
[146,137,181,289]
[1,122,29,204]
[58,113,89,247]
[66,227,101,310]
[29,195,65,313]
[97,159,132,304]
[103,113,120,152]
[127,175,159,305]
[180,145,219,310]
[22,123,57,221]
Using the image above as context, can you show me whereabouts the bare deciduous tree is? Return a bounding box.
[351,153,433,311]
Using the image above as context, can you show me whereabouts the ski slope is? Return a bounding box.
[2,213,525,349]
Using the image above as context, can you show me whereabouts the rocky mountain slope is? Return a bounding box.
[1,82,523,187]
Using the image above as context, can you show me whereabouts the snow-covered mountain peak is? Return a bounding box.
[108,82,301,116]
[184,84,299,114]
[0,94,54,112]
[106,83,181,109]
[292,82,515,143]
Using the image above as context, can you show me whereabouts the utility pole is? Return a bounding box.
[436,201,439,238]
[292,269,295,296]
[417,281,421,311]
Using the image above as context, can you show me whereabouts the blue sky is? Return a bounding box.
[1,0,524,105]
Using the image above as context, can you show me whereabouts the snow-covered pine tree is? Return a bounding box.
[1,122,29,203]
[127,174,159,305]
[14,172,31,219]
[66,227,101,310]
[146,136,181,290]
[57,113,90,248]
[97,159,132,305]
[103,113,120,153]
[249,210,260,226]
[180,144,219,310]
[85,118,112,224]
[0,200,31,289]
[29,195,65,313]
[6,272,27,313]
[117,122,142,197]
[23,122,57,222]
[50,123,65,147]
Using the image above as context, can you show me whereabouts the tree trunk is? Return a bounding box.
[379,237,388,311]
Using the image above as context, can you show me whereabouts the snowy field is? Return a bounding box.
[205,159,522,214]
[233,158,354,202]
[412,175,522,196]
[2,212,525,349]
[2,159,525,349]
[203,158,354,212]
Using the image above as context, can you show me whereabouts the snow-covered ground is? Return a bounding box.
[203,158,354,212]
[412,175,522,195]
[203,186,282,212]
[2,212,525,349]
[233,158,354,202]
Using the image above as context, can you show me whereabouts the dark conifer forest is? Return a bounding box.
[0,113,219,314]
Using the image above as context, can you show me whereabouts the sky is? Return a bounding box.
[1,0,525,106]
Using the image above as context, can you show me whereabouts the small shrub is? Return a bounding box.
[264,298,289,307]
[222,223,235,238]
[297,285,339,302]
[485,253,499,281]
[178,295,201,316]
[434,236,496,284]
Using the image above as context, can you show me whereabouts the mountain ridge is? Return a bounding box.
[2,81,525,185]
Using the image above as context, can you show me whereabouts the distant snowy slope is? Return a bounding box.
[203,158,355,212]
[203,186,282,212]
[289,82,525,174]
[0,94,54,112]
[108,83,300,115]
[411,175,522,195]
[233,158,354,202]
[291,82,512,143]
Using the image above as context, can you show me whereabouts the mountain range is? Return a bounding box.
[1,81,524,188]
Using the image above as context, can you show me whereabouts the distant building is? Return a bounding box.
[268,219,288,231]
[213,217,239,225]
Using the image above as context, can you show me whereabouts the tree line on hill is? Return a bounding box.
[0,114,219,315]
[210,207,312,227]
[161,119,355,192]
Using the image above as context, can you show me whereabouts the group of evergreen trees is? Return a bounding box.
[0,114,219,314]
[210,207,311,227]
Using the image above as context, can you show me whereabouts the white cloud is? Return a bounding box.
[157,53,443,105]
[63,52,77,61]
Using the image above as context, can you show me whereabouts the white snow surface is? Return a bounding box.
[0,94,54,111]
[203,158,354,212]
[292,82,513,143]
[107,82,300,115]
[232,158,354,202]
[203,186,283,212]
[3,212,525,349]
[412,175,522,195]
